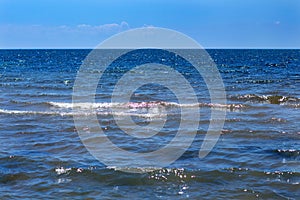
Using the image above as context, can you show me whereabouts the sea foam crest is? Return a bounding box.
[48,101,245,110]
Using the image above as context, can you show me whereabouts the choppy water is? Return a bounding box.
[0,49,299,199]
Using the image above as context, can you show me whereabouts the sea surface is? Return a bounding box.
[0,49,299,199]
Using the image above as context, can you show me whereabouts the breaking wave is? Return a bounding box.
[48,101,246,110]
[228,94,300,105]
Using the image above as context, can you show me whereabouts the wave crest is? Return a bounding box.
[229,94,300,105]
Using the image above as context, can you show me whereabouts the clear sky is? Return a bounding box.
[0,0,299,49]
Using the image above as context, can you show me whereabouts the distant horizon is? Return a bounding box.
[1,47,300,50]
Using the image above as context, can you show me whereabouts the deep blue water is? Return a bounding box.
[0,49,299,199]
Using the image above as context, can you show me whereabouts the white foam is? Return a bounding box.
[0,108,74,116]
[48,102,124,109]
[107,166,162,173]
[0,108,166,118]
[55,167,72,175]
[49,101,244,109]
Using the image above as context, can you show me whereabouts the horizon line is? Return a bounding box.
[1,47,300,50]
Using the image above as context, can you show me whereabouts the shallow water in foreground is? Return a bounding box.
[0,49,299,199]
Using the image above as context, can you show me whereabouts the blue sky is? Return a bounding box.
[0,0,299,49]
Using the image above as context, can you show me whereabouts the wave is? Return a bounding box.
[275,149,300,158]
[8,95,300,109]
[0,108,167,118]
[48,102,123,109]
[229,94,300,105]
[4,95,298,118]
[1,99,245,118]
[0,109,74,116]
[49,101,246,110]
[0,101,246,118]
[51,166,300,183]
[10,92,68,98]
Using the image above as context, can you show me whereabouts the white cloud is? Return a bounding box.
[77,24,92,28]
[0,22,130,48]
[0,21,130,35]
[142,24,155,28]
[75,21,129,33]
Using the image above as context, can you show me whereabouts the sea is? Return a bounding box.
[0,49,299,199]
